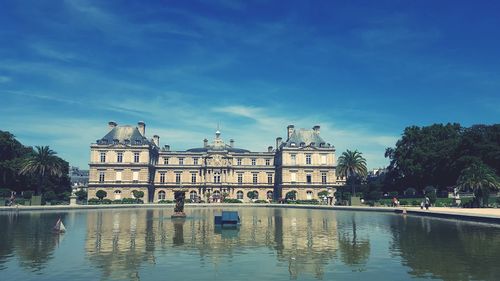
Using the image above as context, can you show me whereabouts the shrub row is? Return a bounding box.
[88,198,143,205]
[287,199,320,205]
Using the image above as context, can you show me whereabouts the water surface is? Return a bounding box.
[1,207,499,281]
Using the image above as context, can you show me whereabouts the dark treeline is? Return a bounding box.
[381,123,499,194]
[0,130,70,201]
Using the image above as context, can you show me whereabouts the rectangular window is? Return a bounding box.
[133,171,139,182]
[306,154,312,165]
[179,158,184,165]
[322,172,327,184]
[265,159,270,166]
[214,173,221,183]
[291,172,296,183]
[115,171,122,181]
[175,173,181,184]
[306,174,312,184]
[134,152,140,163]
[321,154,327,165]
[267,173,273,184]
[237,173,243,185]
[117,152,123,163]
[160,172,165,183]
[237,158,242,165]
[193,158,198,165]
[291,154,296,165]
[99,171,105,183]
[191,173,196,183]
[163,157,169,165]
[253,173,258,184]
[251,158,256,165]
[100,152,106,163]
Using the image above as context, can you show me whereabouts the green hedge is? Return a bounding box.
[375,197,477,207]
[223,198,242,203]
[287,199,319,205]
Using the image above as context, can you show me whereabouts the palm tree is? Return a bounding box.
[19,146,65,195]
[457,162,499,207]
[337,149,367,196]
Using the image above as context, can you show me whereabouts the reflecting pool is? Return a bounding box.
[1,207,499,281]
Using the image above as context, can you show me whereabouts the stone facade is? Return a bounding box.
[88,121,340,202]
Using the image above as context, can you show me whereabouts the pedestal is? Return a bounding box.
[31,195,42,206]
[350,196,362,206]
[69,195,77,206]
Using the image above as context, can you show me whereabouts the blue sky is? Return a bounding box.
[1,0,499,169]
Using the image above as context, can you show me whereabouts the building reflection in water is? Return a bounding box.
[2,209,500,280]
[84,208,340,280]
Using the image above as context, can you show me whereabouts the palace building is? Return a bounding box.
[88,121,340,202]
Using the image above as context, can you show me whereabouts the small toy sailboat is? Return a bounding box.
[53,218,66,233]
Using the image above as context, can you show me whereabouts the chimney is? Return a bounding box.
[313,125,320,134]
[137,121,146,136]
[203,138,208,147]
[287,125,295,139]
[230,139,234,147]
[268,146,273,152]
[153,135,160,147]
[108,121,117,130]
[164,145,170,151]
[276,137,283,149]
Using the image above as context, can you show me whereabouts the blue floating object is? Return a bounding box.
[215,211,240,227]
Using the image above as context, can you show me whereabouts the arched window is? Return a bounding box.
[158,190,166,200]
[306,190,313,200]
[247,191,258,200]
[190,191,197,201]
[114,190,121,200]
[237,191,243,200]
[286,191,297,200]
[267,191,273,199]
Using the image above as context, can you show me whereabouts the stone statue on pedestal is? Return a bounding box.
[171,191,187,218]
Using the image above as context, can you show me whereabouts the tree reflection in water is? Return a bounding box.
[390,216,500,281]
[0,212,61,272]
[338,214,370,268]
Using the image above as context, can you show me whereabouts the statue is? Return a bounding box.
[171,191,187,218]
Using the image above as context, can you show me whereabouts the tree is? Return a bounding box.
[247,191,258,200]
[75,189,87,201]
[457,162,499,207]
[337,150,367,195]
[19,146,65,195]
[96,190,107,200]
[132,190,144,202]
[0,131,33,191]
[385,123,500,194]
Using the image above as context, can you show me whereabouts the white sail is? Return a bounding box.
[54,218,66,233]
[59,221,66,232]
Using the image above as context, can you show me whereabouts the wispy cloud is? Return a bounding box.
[0,76,11,83]
[31,43,77,62]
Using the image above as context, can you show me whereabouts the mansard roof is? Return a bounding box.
[283,129,332,148]
[97,126,151,145]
